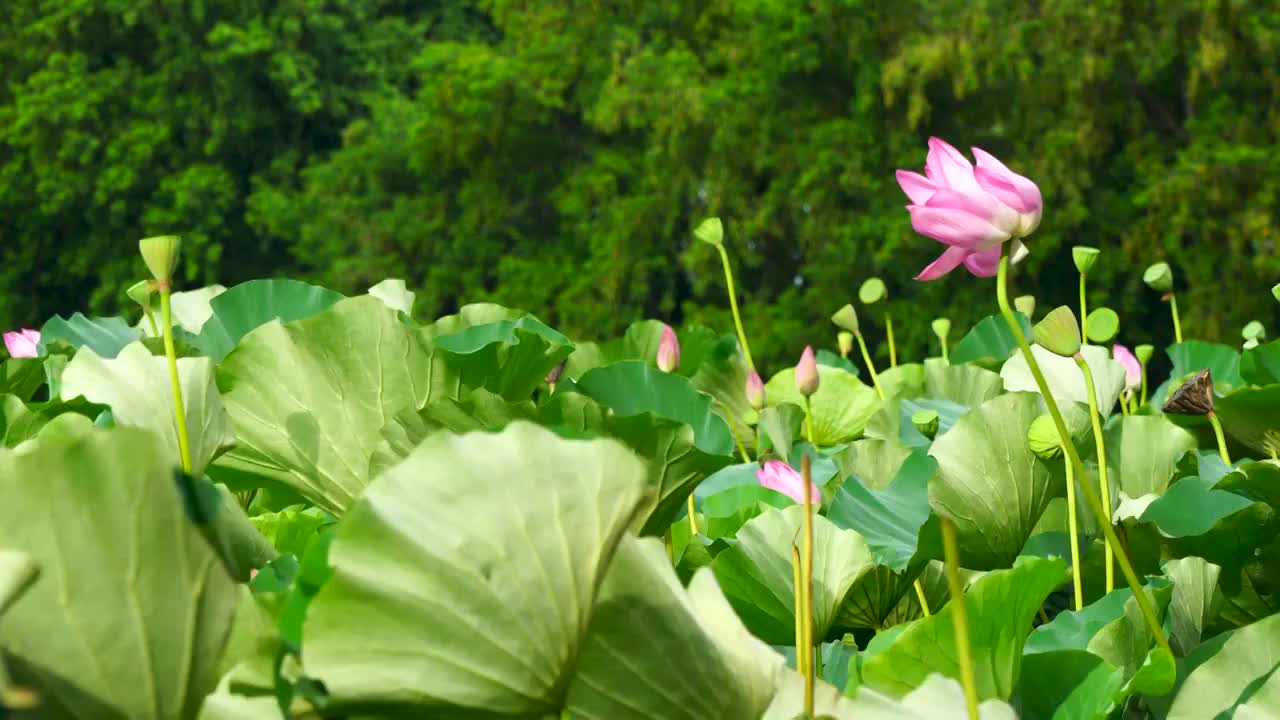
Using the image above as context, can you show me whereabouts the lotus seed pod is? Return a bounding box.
[831,304,859,335]
[1014,295,1036,318]
[795,345,819,397]
[693,217,723,246]
[1072,246,1101,275]
[1163,368,1214,416]
[911,409,939,439]
[126,280,154,310]
[1143,261,1173,293]
[1032,306,1082,357]
[837,331,854,358]
[859,277,887,305]
[1085,307,1120,344]
[138,235,181,283]
[931,317,951,340]
[1243,321,1266,342]
[1028,414,1063,460]
[1135,344,1155,364]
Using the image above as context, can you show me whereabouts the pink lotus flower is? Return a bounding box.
[756,459,821,505]
[3,329,39,358]
[1113,344,1141,392]
[656,324,680,372]
[897,138,1042,281]
[795,346,818,396]
[745,369,766,410]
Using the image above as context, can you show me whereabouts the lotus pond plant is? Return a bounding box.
[0,149,1277,720]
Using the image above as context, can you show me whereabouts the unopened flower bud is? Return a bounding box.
[1143,262,1173,293]
[795,346,819,397]
[1014,295,1036,319]
[837,331,854,358]
[694,217,723,246]
[1072,246,1100,275]
[126,280,155,310]
[1028,414,1063,460]
[831,304,859,335]
[656,324,680,373]
[858,278,887,305]
[745,370,766,410]
[139,235,181,284]
[911,409,939,439]
[1032,306,1082,358]
[931,317,951,340]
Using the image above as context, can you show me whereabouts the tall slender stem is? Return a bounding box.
[160,286,192,474]
[941,335,949,363]
[1140,363,1149,406]
[716,243,755,371]
[1119,391,1131,417]
[995,244,1171,656]
[1168,293,1183,344]
[720,402,752,463]
[687,496,699,536]
[144,307,159,337]
[914,579,932,616]
[803,397,816,448]
[1207,412,1232,466]
[855,334,885,400]
[942,517,979,720]
[885,312,898,368]
[1063,452,1084,610]
[801,455,816,718]
[1079,274,1089,341]
[791,545,807,679]
[1075,355,1114,593]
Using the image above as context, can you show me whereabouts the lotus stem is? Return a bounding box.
[1075,355,1114,593]
[941,335,949,363]
[914,579,932,617]
[1207,412,1231,466]
[719,401,752,463]
[160,285,192,474]
[791,545,807,679]
[1079,273,1088,341]
[1063,452,1084,610]
[942,516,979,720]
[803,397,816,449]
[687,496,699,536]
[1119,392,1130,417]
[855,333,886,400]
[996,243,1172,657]
[1168,292,1183,344]
[144,307,159,337]
[716,243,755,371]
[1140,365,1149,407]
[885,312,898,368]
[801,453,816,717]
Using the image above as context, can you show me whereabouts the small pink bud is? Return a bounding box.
[795,346,819,397]
[1112,344,1141,392]
[745,370,766,410]
[249,568,259,580]
[3,329,40,358]
[657,324,680,372]
[755,460,821,506]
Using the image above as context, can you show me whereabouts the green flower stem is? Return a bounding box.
[1140,363,1150,406]
[885,312,898,368]
[855,333,885,400]
[941,336,949,363]
[942,516,979,720]
[1168,292,1183,344]
[1063,444,1084,610]
[996,244,1171,657]
[791,545,808,680]
[801,453,816,718]
[1079,273,1089,341]
[720,402,753,463]
[914,579,932,617]
[716,243,755,371]
[1207,412,1232,466]
[143,307,159,337]
[803,397,816,448]
[687,496,700,536]
[1075,355,1114,593]
[160,286,192,475]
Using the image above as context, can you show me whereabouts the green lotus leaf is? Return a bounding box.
[1164,612,1280,720]
[1104,415,1197,498]
[433,315,574,401]
[1241,338,1280,385]
[950,312,1031,368]
[192,279,344,361]
[1001,343,1126,416]
[828,449,936,571]
[367,278,415,315]
[1215,385,1280,456]
[1163,556,1224,657]
[39,312,142,358]
[766,365,880,446]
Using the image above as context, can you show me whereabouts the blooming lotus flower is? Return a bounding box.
[756,460,820,505]
[795,345,818,397]
[656,324,680,372]
[897,138,1042,281]
[1113,344,1141,392]
[3,329,39,358]
[745,369,766,410]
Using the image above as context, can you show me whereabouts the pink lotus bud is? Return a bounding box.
[656,324,680,372]
[1113,344,1141,392]
[756,460,821,506]
[3,329,40,358]
[795,346,819,397]
[249,568,259,580]
[545,359,566,386]
[897,138,1041,282]
[745,370,766,410]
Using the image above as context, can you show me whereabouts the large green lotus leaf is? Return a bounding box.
[1168,340,1244,392]
[368,389,539,477]
[862,556,1067,700]
[1163,556,1223,657]
[563,537,783,719]
[1165,612,1280,720]
[249,506,328,560]
[38,313,142,358]
[1104,415,1196,498]
[215,296,436,514]
[878,362,925,400]
[766,671,1017,719]
[196,674,282,720]
[828,449,936,571]
[367,278,415,315]
[837,438,912,490]
[0,358,45,401]
[698,484,793,539]
[572,361,733,456]
[0,426,239,719]
[136,285,229,337]
[1219,460,1280,509]
[837,561,931,631]
[1214,565,1280,634]
[61,341,235,475]
[542,391,732,534]
[559,320,719,380]
[0,550,36,617]
[1001,344,1126,416]
[0,394,106,448]
[302,423,651,714]
[950,312,1030,368]
[1215,385,1280,456]
[192,279,344,361]
[1018,649,1125,720]
[928,392,1066,569]
[756,402,804,460]
[433,316,574,401]
[765,365,881,446]
[710,505,876,644]
[1235,670,1280,720]
[1241,338,1280,386]
[1140,475,1256,537]
[173,472,280,582]
[817,349,861,377]
[925,360,1006,407]
[688,334,757,451]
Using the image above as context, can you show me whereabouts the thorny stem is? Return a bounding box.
[996,243,1171,657]
[716,243,755,371]
[160,286,192,474]
[855,333,886,400]
[885,312,898,368]
[1076,355,1114,593]
[1207,412,1232,466]
[942,517,979,720]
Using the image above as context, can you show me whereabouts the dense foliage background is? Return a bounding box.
[2,0,1276,369]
